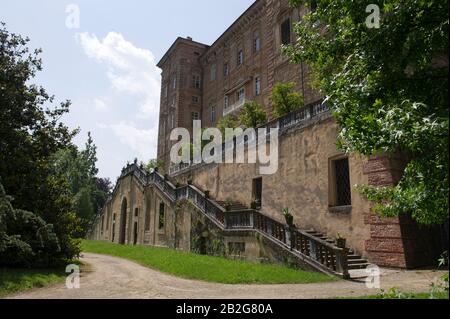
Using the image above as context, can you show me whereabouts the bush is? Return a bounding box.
[0,182,62,267]
[270,82,304,118]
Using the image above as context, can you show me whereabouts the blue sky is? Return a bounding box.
[1,0,254,180]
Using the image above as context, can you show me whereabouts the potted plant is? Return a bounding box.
[336,233,347,248]
[224,198,233,211]
[282,208,294,226]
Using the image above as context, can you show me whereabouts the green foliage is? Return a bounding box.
[144,158,165,174]
[285,1,449,225]
[51,134,111,237]
[0,183,63,267]
[0,268,66,297]
[0,22,96,263]
[270,82,304,118]
[217,115,240,138]
[239,101,268,128]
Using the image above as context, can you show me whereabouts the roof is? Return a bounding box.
[157,37,209,68]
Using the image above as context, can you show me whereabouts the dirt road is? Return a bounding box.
[7,253,445,299]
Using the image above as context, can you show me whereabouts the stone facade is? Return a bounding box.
[90,0,444,271]
[156,0,321,170]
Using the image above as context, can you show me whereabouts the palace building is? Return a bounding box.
[90,0,446,278]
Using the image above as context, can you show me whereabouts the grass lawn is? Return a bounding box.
[81,240,337,285]
[0,268,66,297]
[340,292,448,299]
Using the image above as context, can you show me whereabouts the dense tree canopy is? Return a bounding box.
[0,22,110,264]
[285,0,449,224]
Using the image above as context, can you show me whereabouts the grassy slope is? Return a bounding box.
[0,268,66,297]
[82,240,337,285]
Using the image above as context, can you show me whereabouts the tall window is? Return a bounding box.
[254,36,261,52]
[192,75,201,89]
[164,84,168,98]
[252,177,263,209]
[210,64,217,81]
[170,114,175,129]
[237,87,245,102]
[281,19,291,45]
[211,106,216,123]
[237,50,244,66]
[330,157,352,207]
[224,96,229,109]
[223,63,229,77]
[158,203,165,230]
[192,112,200,122]
[254,76,261,96]
[172,75,177,89]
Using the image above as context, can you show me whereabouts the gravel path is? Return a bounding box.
[7,253,445,299]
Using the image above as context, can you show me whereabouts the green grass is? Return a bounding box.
[339,292,448,299]
[82,240,337,285]
[0,268,66,297]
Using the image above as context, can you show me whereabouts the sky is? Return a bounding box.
[1,0,255,180]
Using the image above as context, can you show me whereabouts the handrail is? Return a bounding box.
[113,163,349,278]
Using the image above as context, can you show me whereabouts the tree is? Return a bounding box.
[217,115,240,140]
[144,158,165,174]
[285,1,449,225]
[0,22,80,262]
[239,101,268,128]
[0,182,63,267]
[51,134,111,237]
[270,82,304,118]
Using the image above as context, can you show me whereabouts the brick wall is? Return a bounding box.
[363,155,443,268]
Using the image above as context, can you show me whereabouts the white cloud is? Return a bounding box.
[108,122,158,161]
[94,98,108,111]
[76,32,161,119]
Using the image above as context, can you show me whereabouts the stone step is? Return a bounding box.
[348,259,368,265]
[347,254,363,260]
[348,263,370,270]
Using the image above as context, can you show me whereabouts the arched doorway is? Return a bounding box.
[119,198,128,245]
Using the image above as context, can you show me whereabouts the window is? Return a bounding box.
[254,36,261,52]
[281,19,291,45]
[210,64,217,81]
[254,76,261,96]
[134,207,139,217]
[192,75,201,89]
[158,203,165,230]
[252,177,262,209]
[237,87,245,102]
[164,84,168,98]
[192,112,200,122]
[170,114,175,129]
[171,96,176,107]
[172,75,177,89]
[330,157,352,207]
[192,96,199,104]
[237,50,244,66]
[223,63,229,77]
[224,96,229,109]
[211,106,216,123]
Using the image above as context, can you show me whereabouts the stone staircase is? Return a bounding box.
[116,163,372,279]
[304,230,370,271]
